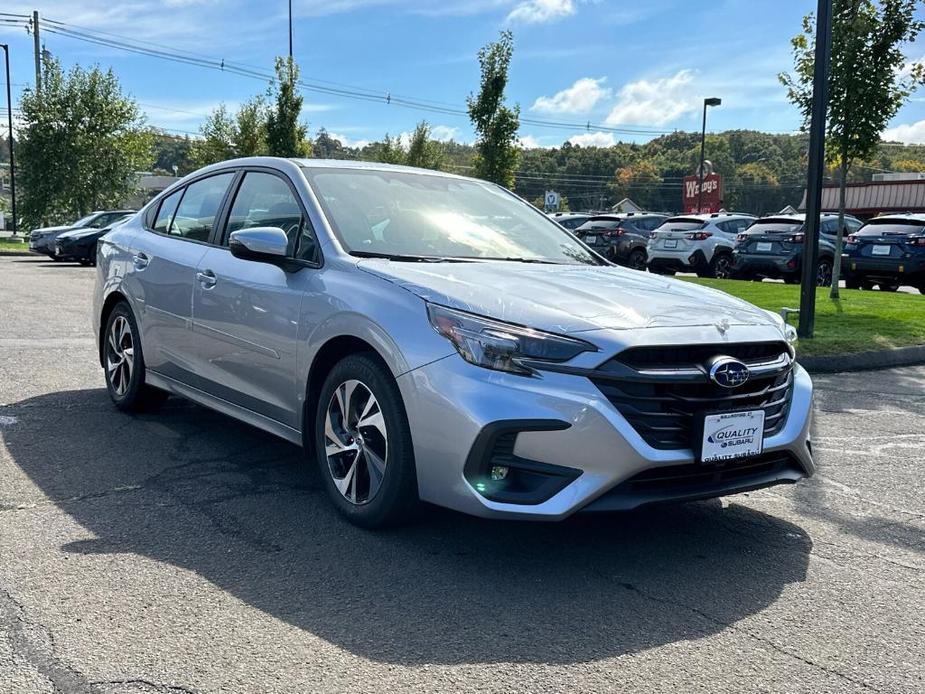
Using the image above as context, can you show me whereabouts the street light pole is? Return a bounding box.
[1,43,16,235]
[798,0,834,339]
[697,97,722,213]
[288,0,293,60]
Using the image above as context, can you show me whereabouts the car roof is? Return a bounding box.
[866,213,925,223]
[755,213,859,222]
[666,213,756,222]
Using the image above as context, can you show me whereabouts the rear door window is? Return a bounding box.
[170,173,235,242]
[152,189,183,234]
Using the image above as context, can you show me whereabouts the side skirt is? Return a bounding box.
[145,370,303,447]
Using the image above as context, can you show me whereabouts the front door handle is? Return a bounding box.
[197,269,217,289]
[132,252,150,270]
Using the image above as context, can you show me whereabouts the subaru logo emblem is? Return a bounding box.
[709,357,750,389]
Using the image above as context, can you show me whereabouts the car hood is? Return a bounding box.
[57,227,101,240]
[31,225,73,237]
[357,259,778,334]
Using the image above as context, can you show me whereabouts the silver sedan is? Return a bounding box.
[93,157,814,527]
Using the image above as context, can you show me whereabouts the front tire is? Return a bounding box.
[314,354,419,528]
[103,302,169,412]
[816,258,834,287]
[710,253,734,279]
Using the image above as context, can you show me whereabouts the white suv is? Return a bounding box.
[647,213,756,278]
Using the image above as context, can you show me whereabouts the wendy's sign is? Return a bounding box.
[683,173,722,213]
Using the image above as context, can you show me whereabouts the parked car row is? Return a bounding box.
[28,210,136,265]
[549,209,924,292]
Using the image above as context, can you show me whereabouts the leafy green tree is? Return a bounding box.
[190,104,236,167]
[609,160,663,210]
[151,132,194,176]
[780,0,925,297]
[405,121,445,170]
[234,96,269,157]
[467,31,521,188]
[363,134,406,165]
[312,128,348,159]
[17,56,152,228]
[266,57,310,158]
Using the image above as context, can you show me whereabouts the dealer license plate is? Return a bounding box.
[584,235,598,244]
[664,239,678,249]
[756,242,773,252]
[700,410,765,463]
[871,244,892,256]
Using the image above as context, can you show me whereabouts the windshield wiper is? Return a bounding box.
[350,251,462,263]
[478,257,569,265]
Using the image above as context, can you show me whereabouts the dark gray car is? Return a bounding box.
[573,213,668,269]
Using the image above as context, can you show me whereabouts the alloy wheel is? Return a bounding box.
[324,379,388,505]
[816,261,833,287]
[713,255,732,279]
[106,315,134,397]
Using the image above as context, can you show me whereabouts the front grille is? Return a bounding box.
[592,343,794,451]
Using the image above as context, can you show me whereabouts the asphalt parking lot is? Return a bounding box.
[1,255,923,694]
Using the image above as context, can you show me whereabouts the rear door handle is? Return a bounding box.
[197,269,217,288]
[132,253,150,270]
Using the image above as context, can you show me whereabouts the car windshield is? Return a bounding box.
[72,214,98,228]
[304,168,600,264]
[658,219,705,231]
[857,221,925,236]
[746,221,803,234]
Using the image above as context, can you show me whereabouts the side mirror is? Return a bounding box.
[229,227,297,270]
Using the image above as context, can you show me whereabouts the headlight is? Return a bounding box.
[763,309,798,347]
[427,304,596,376]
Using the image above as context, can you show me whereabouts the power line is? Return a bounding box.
[40,18,676,137]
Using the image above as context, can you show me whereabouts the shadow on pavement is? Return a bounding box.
[3,388,812,665]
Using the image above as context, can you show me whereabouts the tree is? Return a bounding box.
[190,104,236,167]
[609,160,663,210]
[405,121,445,170]
[17,56,152,228]
[312,128,347,159]
[364,134,406,165]
[234,96,268,157]
[467,31,520,188]
[780,0,925,297]
[266,57,310,158]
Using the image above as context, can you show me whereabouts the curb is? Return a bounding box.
[799,344,925,373]
[0,250,36,257]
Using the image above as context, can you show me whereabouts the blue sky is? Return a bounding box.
[3,0,925,147]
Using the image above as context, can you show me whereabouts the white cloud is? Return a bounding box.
[531,77,610,114]
[327,132,371,148]
[518,134,548,148]
[430,125,459,141]
[567,131,616,147]
[882,120,925,144]
[507,0,576,24]
[605,69,698,127]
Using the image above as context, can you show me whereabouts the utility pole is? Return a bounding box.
[1,44,15,234]
[798,0,833,339]
[32,11,41,92]
[697,97,721,213]
[288,0,293,60]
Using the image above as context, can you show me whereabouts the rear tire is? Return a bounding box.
[627,248,647,271]
[314,353,419,528]
[103,302,169,412]
[784,275,801,285]
[845,277,861,290]
[878,283,899,292]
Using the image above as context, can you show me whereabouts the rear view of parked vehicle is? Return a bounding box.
[647,212,756,278]
[733,213,862,286]
[573,212,668,269]
[546,212,590,230]
[54,214,134,265]
[843,214,925,293]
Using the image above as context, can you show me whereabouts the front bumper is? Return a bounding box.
[398,351,814,520]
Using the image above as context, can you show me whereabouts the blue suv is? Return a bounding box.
[843,214,925,293]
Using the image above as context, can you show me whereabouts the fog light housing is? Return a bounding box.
[490,465,509,481]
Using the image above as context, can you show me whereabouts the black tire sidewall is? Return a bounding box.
[104,302,149,411]
[629,249,646,270]
[314,354,418,528]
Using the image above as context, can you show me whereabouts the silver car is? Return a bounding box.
[647,212,756,278]
[93,157,814,527]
